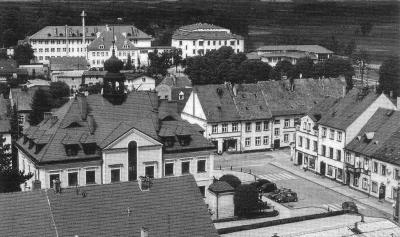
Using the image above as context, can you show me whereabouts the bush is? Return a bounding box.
[234,184,260,217]
[219,174,241,189]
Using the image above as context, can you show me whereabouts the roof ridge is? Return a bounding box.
[45,189,59,237]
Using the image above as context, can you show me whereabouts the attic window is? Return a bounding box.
[365,132,374,141]
[59,33,64,37]
[127,33,132,36]
[35,144,45,154]
[99,45,104,49]
[91,33,95,36]
[66,122,82,128]
[164,137,175,147]
[82,143,97,155]
[178,91,184,100]
[123,44,129,49]
[72,33,76,37]
[28,140,34,149]
[65,144,80,156]
[47,33,51,37]
[178,135,191,146]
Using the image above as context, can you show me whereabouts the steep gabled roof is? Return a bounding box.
[171,87,193,113]
[87,31,136,51]
[307,96,340,122]
[49,57,88,71]
[159,75,192,88]
[318,88,382,130]
[0,176,218,237]
[345,108,400,159]
[373,130,400,166]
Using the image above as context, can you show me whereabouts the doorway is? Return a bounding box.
[297,152,303,165]
[320,161,326,176]
[379,183,386,200]
[274,139,280,149]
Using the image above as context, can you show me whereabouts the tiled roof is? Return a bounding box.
[25,79,50,88]
[373,130,400,166]
[256,45,333,54]
[318,88,381,130]
[194,84,242,123]
[345,108,400,161]
[158,100,181,121]
[208,180,234,193]
[246,52,261,60]
[173,30,244,40]
[30,25,152,40]
[159,75,192,88]
[87,31,136,51]
[171,87,193,113]
[82,70,107,76]
[179,23,226,31]
[257,78,345,116]
[307,96,340,122]
[49,57,88,71]
[259,51,318,60]
[0,175,218,237]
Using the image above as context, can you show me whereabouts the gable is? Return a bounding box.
[105,128,161,150]
[182,91,207,120]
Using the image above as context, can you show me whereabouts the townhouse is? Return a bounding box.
[181,78,345,153]
[344,108,400,202]
[317,88,396,183]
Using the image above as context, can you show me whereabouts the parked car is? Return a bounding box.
[260,182,277,193]
[267,188,298,203]
[342,201,358,213]
[254,179,271,188]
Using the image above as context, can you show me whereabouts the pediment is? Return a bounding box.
[105,128,161,150]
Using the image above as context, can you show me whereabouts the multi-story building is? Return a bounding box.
[181,78,345,153]
[124,73,156,91]
[345,108,400,202]
[317,88,396,183]
[171,23,244,58]
[294,97,339,172]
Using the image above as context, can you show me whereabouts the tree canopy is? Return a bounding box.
[379,56,400,97]
[13,44,34,66]
[28,88,53,126]
[219,174,241,190]
[234,184,260,217]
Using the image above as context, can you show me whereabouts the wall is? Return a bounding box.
[272,116,298,148]
[208,191,235,220]
[155,84,171,100]
[125,76,155,91]
[295,116,319,170]
[240,120,272,151]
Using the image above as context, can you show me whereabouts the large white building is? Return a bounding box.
[171,23,244,58]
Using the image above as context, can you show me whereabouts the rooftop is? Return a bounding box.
[179,23,227,31]
[307,96,340,122]
[171,87,193,113]
[0,175,218,237]
[87,31,136,52]
[208,180,234,194]
[172,30,244,41]
[10,87,41,112]
[49,57,88,71]
[256,45,333,54]
[158,75,192,88]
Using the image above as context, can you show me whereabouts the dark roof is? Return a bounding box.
[179,23,226,31]
[87,31,136,51]
[307,96,340,122]
[49,57,88,71]
[318,88,383,130]
[256,45,333,54]
[82,70,107,76]
[373,130,400,166]
[194,84,242,123]
[171,87,192,113]
[30,25,152,40]
[0,175,218,237]
[345,108,400,159]
[0,59,17,74]
[208,181,234,193]
[173,30,243,41]
[159,75,192,88]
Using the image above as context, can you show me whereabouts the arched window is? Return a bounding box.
[128,141,137,181]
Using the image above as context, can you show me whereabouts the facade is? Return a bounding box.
[252,45,333,67]
[124,74,155,91]
[171,23,244,58]
[81,70,106,87]
[181,78,345,153]
[18,64,48,78]
[155,74,192,100]
[49,56,88,92]
[316,88,396,184]
[208,180,235,220]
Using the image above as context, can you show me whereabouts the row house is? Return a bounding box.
[171,23,244,59]
[345,108,400,202]
[181,78,346,153]
[17,92,216,200]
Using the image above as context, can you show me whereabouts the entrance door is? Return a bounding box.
[379,184,386,200]
[320,161,326,176]
[274,139,280,149]
[297,152,303,165]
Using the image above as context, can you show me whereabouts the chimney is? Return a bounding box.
[32,180,41,190]
[87,114,95,134]
[342,85,347,98]
[105,24,110,31]
[79,96,88,121]
[390,90,394,98]
[233,84,238,97]
[44,112,52,120]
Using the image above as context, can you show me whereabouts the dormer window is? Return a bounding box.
[178,135,191,146]
[164,137,175,147]
[35,144,45,154]
[178,91,184,100]
[99,45,104,49]
[28,140,34,149]
[123,44,129,49]
[65,144,79,156]
[82,143,97,155]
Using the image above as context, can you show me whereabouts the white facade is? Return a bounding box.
[272,116,298,149]
[125,75,155,91]
[172,38,244,58]
[295,115,319,172]
[208,190,235,220]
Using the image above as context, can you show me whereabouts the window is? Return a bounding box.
[322,127,327,138]
[213,41,216,46]
[353,177,359,187]
[313,141,317,152]
[111,169,120,183]
[212,125,218,134]
[337,168,343,180]
[274,128,280,136]
[86,170,95,184]
[197,160,206,173]
[165,163,174,176]
[68,172,78,186]
[199,41,204,46]
[224,40,227,45]
[263,121,269,131]
[245,138,251,147]
[284,134,289,143]
[179,40,182,46]
[373,162,378,173]
[395,169,400,180]
[255,137,261,146]
[274,120,280,124]
[329,147,334,159]
[178,91,184,100]
[321,145,326,156]
[193,49,195,54]
[199,186,205,197]
[263,136,269,145]
[256,122,261,132]
[222,123,228,133]
[381,164,386,176]
[245,122,251,132]
[284,119,290,128]
[337,150,341,161]
[182,161,190,174]
[337,132,342,142]
[145,166,154,178]
[345,152,351,163]
[306,138,310,149]
[327,165,333,176]
[230,41,235,46]
[329,129,335,140]
[232,123,238,132]
[49,174,60,188]
[207,41,210,46]
[299,136,303,147]
[303,122,307,130]
[371,181,378,193]
[362,178,368,190]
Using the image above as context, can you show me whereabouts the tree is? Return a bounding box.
[13,44,34,66]
[28,89,53,126]
[239,60,271,83]
[1,29,18,47]
[50,81,70,99]
[10,103,21,141]
[171,48,183,71]
[0,50,8,59]
[234,184,260,217]
[379,56,400,97]
[360,21,373,36]
[0,134,33,193]
[352,49,369,86]
[323,57,354,78]
[124,54,133,70]
[219,174,241,190]
[295,57,314,78]
[274,60,294,79]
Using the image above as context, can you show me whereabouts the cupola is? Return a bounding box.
[102,46,126,105]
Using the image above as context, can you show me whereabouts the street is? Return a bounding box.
[214,149,393,219]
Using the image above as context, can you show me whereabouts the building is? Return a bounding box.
[344,108,400,202]
[171,23,244,58]
[155,74,192,100]
[0,59,28,82]
[18,64,48,78]
[49,56,88,91]
[0,175,218,237]
[181,78,345,153]
[0,95,11,149]
[23,79,50,89]
[81,70,106,87]
[317,88,396,183]
[208,180,235,220]
[252,45,333,66]
[124,73,156,91]
[294,97,339,172]
[171,87,193,113]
